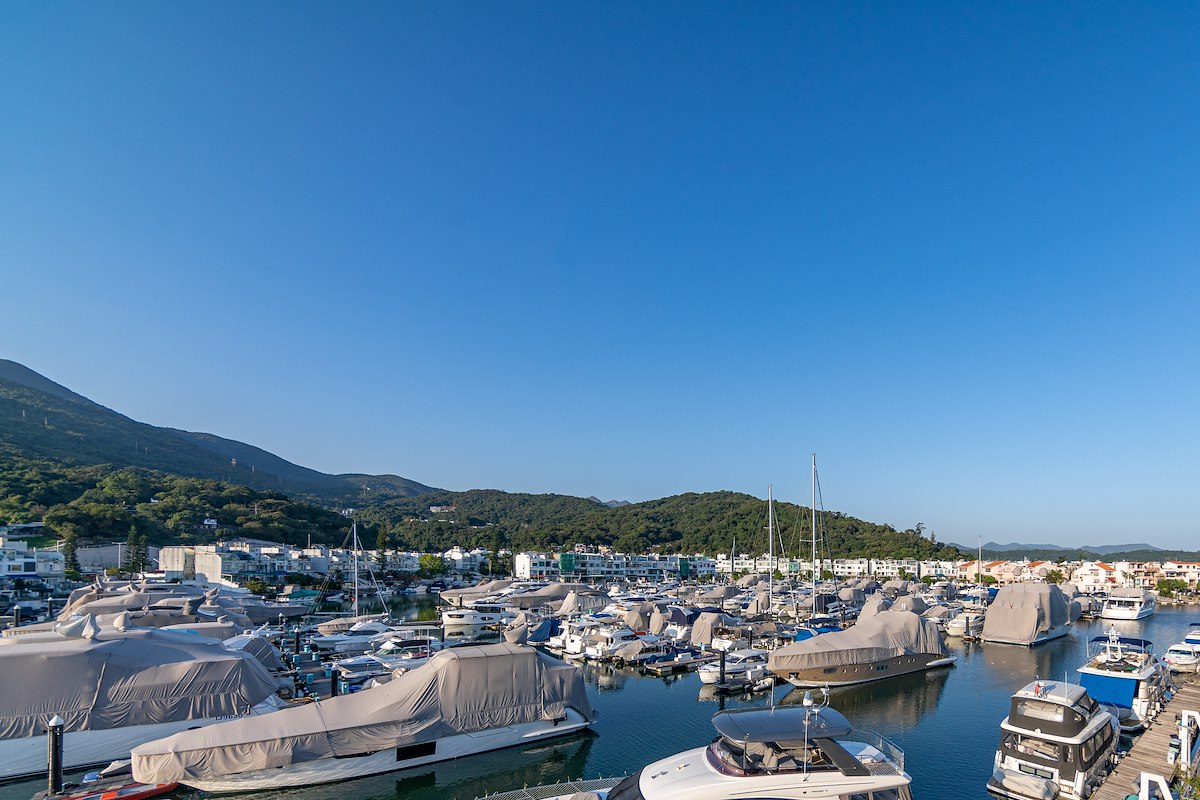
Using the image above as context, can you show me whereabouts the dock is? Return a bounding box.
[1092,674,1200,800]
[642,652,718,676]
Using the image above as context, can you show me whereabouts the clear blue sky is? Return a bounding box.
[2,3,1198,548]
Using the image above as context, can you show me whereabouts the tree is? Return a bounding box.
[375,524,390,569]
[137,534,149,573]
[123,525,140,575]
[60,523,80,573]
[489,530,503,575]
[1157,579,1187,598]
[1046,569,1064,584]
[418,554,447,578]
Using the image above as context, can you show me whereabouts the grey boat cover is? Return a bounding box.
[690,612,741,646]
[699,586,739,603]
[737,574,762,588]
[837,587,866,606]
[768,610,947,673]
[648,610,669,635]
[506,583,595,610]
[0,627,283,740]
[890,596,929,614]
[556,590,609,615]
[225,634,288,672]
[130,643,595,784]
[858,594,892,620]
[981,583,1072,644]
[622,603,655,632]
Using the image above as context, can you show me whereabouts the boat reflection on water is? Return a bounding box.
[977,638,1059,691]
[781,664,950,729]
[581,661,636,692]
[241,731,595,800]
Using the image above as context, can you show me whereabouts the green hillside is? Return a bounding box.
[0,360,434,504]
[0,455,351,548]
[356,489,962,560]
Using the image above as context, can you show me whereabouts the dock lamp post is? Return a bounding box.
[47,714,65,795]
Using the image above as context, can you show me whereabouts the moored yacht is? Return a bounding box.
[1162,642,1200,674]
[945,610,985,638]
[1075,629,1172,734]
[697,648,769,686]
[515,692,913,800]
[981,583,1075,646]
[768,609,954,688]
[131,643,595,792]
[1098,588,1156,621]
[441,603,516,627]
[987,680,1117,800]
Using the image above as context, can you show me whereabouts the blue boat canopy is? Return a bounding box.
[1089,636,1153,650]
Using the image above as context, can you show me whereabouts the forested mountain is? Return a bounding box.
[356,489,962,560]
[0,360,434,504]
[0,455,352,547]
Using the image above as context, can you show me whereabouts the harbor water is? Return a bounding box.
[4,600,1195,800]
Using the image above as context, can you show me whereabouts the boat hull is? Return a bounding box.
[982,625,1070,647]
[0,706,274,782]
[775,653,956,688]
[181,708,593,793]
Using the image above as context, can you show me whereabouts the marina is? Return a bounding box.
[2,594,1198,800]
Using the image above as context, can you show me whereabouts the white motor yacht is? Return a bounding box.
[1098,588,1156,621]
[987,680,1117,800]
[1163,642,1200,674]
[508,692,912,800]
[697,648,769,686]
[945,610,985,638]
[1076,629,1172,734]
[308,620,398,654]
[440,603,515,627]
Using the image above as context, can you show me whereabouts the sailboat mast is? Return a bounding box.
[811,454,817,594]
[767,484,774,611]
[352,521,359,614]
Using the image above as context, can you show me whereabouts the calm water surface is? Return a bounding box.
[5,600,1195,800]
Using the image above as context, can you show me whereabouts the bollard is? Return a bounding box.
[14,606,21,628]
[47,715,65,795]
[719,650,727,686]
[331,674,340,697]
[292,628,300,657]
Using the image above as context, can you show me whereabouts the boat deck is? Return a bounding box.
[642,653,718,675]
[1091,674,1200,800]
[474,776,624,800]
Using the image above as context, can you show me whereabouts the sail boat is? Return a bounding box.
[768,455,956,686]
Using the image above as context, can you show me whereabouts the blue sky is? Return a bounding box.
[2,3,1198,548]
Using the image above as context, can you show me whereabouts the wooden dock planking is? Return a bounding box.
[1091,675,1200,800]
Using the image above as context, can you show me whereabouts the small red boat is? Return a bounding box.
[49,780,178,800]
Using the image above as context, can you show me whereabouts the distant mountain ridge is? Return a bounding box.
[0,359,435,503]
[949,540,1168,559]
[587,496,632,508]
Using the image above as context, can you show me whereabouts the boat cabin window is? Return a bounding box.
[1003,733,1062,762]
[1014,699,1065,723]
[840,790,912,800]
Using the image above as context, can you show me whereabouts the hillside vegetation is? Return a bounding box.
[356,489,963,560]
[0,455,351,547]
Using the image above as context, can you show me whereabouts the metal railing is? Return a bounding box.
[474,777,625,800]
